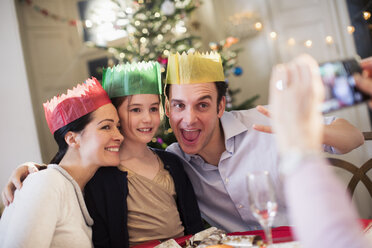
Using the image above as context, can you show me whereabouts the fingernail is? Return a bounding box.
[274,64,288,90]
[276,80,288,90]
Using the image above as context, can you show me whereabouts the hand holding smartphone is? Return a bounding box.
[360,57,372,77]
[320,58,370,113]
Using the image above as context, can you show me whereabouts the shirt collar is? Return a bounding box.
[220,111,248,142]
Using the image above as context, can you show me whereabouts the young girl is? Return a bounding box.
[84,61,203,247]
[0,78,123,247]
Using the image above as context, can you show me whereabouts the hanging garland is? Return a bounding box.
[21,0,78,26]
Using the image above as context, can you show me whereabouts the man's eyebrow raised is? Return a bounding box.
[171,95,212,103]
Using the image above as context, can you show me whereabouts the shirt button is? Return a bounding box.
[238,204,243,209]
[225,178,229,183]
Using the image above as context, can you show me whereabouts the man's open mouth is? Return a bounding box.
[181,129,200,142]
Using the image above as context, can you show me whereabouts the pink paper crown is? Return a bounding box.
[43,77,111,134]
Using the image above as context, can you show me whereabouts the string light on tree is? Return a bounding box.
[125,7,133,14]
[161,0,176,16]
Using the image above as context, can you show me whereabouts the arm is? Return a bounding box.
[1,162,42,206]
[252,106,364,154]
[285,156,368,248]
[323,118,364,154]
[269,54,369,248]
[1,172,59,247]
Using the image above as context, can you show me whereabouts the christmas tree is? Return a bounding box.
[88,0,259,149]
[92,0,202,64]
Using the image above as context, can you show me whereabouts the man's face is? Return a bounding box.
[166,82,225,155]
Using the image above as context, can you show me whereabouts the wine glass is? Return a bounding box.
[247,171,278,246]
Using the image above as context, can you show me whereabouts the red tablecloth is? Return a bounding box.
[132,219,372,248]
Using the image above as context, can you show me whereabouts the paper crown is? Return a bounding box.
[43,77,111,134]
[166,51,225,85]
[102,61,162,98]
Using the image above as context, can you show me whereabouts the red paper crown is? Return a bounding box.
[43,77,111,134]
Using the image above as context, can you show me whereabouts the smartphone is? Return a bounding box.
[320,58,370,113]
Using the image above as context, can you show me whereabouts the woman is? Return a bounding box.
[84,61,203,247]
[2,62,204,248]
[0,78,123,248]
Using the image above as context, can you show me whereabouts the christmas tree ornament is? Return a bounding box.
[209,42,218,51]
[234,66,243,76]
[166,51,225,85]
[157,56,168,65]
[224,37,239,48]
[43,77,111,134]
[161,0,176,16]
[102,61,162,98]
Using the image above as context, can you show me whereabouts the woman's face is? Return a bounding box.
[117,94,161,144]
[76,103,123,167]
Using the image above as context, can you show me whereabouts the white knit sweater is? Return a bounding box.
[0,164,93,248]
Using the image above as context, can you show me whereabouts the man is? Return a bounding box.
[163,51,364,232]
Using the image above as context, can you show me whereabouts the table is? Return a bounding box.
[132,219,372,248]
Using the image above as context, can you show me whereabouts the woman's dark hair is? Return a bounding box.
[49,112,93,164]
[111,96,129,109]
[164,81,228,112]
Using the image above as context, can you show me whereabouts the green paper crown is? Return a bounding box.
[102,61,162,98]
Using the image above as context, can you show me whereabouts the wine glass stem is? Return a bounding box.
[263,225,273,246]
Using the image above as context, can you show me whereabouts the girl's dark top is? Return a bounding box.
[84,148,204,248]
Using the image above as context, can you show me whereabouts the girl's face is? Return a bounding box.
[76,103,123,167]
[118,94,161,144]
